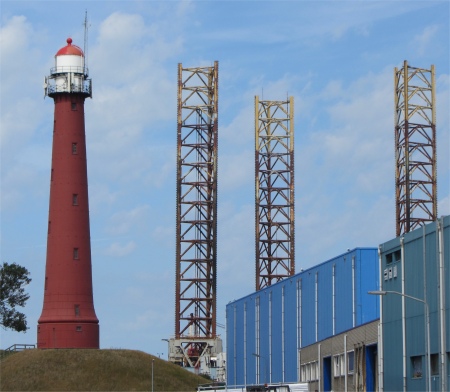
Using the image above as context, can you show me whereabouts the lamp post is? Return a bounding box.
[161,339,169,360]
[252,353,268,386]
[369,290,431,392]
[152,358,154,392]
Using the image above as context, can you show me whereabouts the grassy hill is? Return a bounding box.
[0,349,211,391]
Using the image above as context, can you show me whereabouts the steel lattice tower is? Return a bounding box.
[168,62,222,370]
[255,96,295,291]
[395,61,437,236]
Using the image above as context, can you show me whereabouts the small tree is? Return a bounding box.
[0,262,31,332]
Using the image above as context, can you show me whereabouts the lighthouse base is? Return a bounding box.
[37,322,99,349]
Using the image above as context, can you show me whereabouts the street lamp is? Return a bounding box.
[161,339,170,361]
[252,353,268,385]
[152,358,154,392]
[369,290,431,392]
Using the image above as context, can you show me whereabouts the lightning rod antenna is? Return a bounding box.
[83,10,90,70]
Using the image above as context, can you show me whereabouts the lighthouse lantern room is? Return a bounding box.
[44,38,92,97]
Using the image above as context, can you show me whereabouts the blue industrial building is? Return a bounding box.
[225,216,449,391]
[379,215,449,391]
[226,248,380,390]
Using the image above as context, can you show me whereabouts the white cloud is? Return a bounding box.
[119,308,167,332]
[91,11,182,82]
[218,202,254,285]
[151,225,174,249]
[0,16,50,214]
[0,15,47,102]
[88,183,119,214]
[413,25,439,56]
[293,67,397,266]
[192,2,432,46]
[78,10,183,199]
[106,205,150,236]
[1,154,50,214]
[0,97,46,160]
[104,241,136,257]
[436,74,450,195]
[307,68,392,189]
[321,80,344,100]
[439,194,450,216]
[0,15,35,74]
[220,105,254,147]
[220,149,253,192]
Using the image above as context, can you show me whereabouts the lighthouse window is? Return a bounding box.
[72,194,78,205]
[74,305,80,316]
[71,102,77,111]
[76,326,82,332]
[72,143,78,154]
[73,248,79,260]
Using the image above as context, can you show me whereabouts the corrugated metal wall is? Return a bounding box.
[299,320,379,391]
[380,215,449,392]
[226,247,380,387]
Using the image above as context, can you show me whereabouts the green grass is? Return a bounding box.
[0,349,210,391]
[0,349,18,361]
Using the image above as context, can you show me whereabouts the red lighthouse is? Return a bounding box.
[38,38,99,348]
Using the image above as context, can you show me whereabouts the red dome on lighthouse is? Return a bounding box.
[56,38,84,56]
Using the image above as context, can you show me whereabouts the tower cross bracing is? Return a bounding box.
[255,96,295,291]
[395,61,437,236]
[170,62,221,371]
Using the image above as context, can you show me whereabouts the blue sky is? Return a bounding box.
[1,1,449,357]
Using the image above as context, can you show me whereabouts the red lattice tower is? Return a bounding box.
[169,62,222,369]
